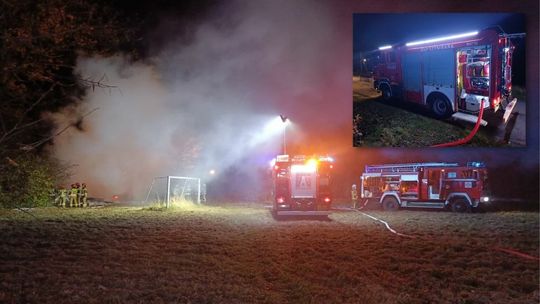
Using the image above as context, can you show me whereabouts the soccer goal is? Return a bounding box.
[144,176,201,208]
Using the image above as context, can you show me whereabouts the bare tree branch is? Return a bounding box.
[0,117,50,145]
[20,107,99,151]
[0,74,117,152]
[5,156,18,167]
[79,75,117,91]
[0,83,57,143]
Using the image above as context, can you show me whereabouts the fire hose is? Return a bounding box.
[431,99,485,147]
[350,207,539,261]
[353,208,540,261]
[357,211,415,238]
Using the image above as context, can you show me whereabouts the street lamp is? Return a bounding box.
[279,115,289,154]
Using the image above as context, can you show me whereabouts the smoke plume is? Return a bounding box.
[51,0,351,201]
[51,0,538,202]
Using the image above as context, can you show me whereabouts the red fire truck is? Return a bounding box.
[272,154,333,216]
[360,162,489,212]
[372,28,524,123]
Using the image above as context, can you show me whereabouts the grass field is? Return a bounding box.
[353,78,505,147]
[1,204,538,303]
[353,101,496,147]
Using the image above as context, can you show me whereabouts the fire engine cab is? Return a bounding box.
[272,155,333,216]
[372,28,525,124]
[361,162,489,212]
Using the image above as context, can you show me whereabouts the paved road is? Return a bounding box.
[507,100,526,146]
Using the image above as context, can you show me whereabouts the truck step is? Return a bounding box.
[405,202,445,209]
[451,112,488,126]
[276,210,331,216]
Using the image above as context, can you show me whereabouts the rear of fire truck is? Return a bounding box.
[272,155,333,216]
[455,30,520,124]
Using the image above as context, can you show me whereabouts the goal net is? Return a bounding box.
[144,176,201,208]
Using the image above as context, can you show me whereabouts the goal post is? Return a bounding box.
[144,176,202,208]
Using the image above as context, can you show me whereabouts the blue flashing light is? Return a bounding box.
[467,162,485,168]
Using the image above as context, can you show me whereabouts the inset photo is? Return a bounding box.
[353,13,526,147]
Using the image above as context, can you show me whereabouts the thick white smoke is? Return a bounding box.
[51,0,351,200]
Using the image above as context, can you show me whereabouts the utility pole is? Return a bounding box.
[280,115,288,154]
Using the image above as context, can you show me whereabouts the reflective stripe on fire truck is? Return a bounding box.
[441,178,477,182]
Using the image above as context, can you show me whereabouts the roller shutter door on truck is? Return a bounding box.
[422,48,455,88]
[402,51,423,103]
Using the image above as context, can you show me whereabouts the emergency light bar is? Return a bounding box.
[378,45,392,50]
[291,162,317,173]
[318,156,334,162]
[406,31,478,47]
[276,155,289,162]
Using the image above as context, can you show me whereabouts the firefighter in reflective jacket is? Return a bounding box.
[69,184,78,208]
[76,183,82,207]
[80,183,88,207]
[351,184,359,208]
[58,187,67,208]
[49,188,57,206]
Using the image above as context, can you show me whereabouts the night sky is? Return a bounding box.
[353,13,526,85]
[353,13,525,53]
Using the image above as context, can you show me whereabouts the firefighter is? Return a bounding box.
[69,184,78,208]
[57,186,67,208]
[49,188,57,206]
[351,184,358,208]
[76,183,82,207]
[80,183,88,207]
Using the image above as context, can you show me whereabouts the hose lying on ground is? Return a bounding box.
[431,99,485,147]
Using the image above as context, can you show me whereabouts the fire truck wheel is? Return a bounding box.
[382,196,399,211]
[429,94,453,119]
[451,198,471,213]
[379,84,392,101]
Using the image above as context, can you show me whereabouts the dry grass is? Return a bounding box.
[0,204,538,303]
